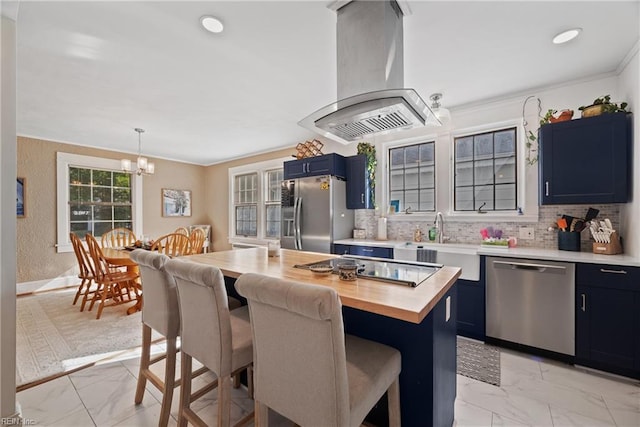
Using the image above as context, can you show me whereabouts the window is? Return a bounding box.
[454,127,517,211]
[234,173,258,236]
[229,157,288,244]
[69,167,133,238]
[57,153,142,253]
[388,141,435,212]
[264,169,283,238]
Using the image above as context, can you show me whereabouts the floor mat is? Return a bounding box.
[457,337,501,386]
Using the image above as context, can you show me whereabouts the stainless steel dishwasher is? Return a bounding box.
[486,256,575,356]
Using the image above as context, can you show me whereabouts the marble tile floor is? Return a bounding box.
[18,343,640,426]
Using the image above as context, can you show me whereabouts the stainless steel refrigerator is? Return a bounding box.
[281,175,354,253]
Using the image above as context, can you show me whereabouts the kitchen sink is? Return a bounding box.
[394,242,480,281]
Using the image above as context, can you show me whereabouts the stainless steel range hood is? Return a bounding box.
[298,0,440,144]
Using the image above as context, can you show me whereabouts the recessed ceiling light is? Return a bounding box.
[201,16,224,34]
[552,28,582,44]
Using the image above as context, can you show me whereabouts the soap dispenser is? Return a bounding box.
[413,225,423,242]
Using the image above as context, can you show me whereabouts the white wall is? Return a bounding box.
[0,9,19,420]
[618,41,640,259]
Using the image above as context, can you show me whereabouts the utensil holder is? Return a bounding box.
[558,231,581,251]
[592,231,622,255]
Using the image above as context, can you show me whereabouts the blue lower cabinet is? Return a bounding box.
[332,244,393,259]
[575,263,640,379]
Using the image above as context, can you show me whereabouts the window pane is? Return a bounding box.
[495,157,516,184]
[70,223,90,238]
[114,221,133,230]
[390,170,404,191]
[495,184,516,210]
[405,190,418,208]
[70,204,91,221]
[389,191,403,212]
[94,222,112,238]
[455,187,474,211]
[113,188,131,203]
[474,133,493,159]
[390,148,404,170]
[495,129,515,156]
[405,168,419,189]
[93,187,112,203]
[69,167,91,185]
[475,185,494,210]
[113,172,131,188]
[475,159,494,186]
[93,170,112,186]
[405,145,419,168]
[420,144,434,164]
[455,162,473,187]
[69,185,91,202]
[455,137,473,161]
[419,189,435,211]
[114,206,132,220]
[94,206,113,221]
[419,166,435,189]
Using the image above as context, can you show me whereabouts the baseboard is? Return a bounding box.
[17,276,78,296]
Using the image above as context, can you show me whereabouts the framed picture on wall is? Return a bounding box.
[162,188,192,217]
[17,177,25,218]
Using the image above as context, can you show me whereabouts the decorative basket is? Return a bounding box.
[581,104,604,118]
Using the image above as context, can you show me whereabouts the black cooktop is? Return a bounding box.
[294,256,441,287]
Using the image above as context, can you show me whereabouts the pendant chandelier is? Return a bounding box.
[121,128,155,176]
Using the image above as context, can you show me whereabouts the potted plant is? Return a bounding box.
[357,142,376,207]
[579,95,628,118]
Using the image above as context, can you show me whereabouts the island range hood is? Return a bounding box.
[298,0,440,144]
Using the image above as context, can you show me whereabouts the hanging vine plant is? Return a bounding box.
[357,142,376,208]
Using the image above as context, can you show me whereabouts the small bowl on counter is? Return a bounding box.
[309,264,333,276]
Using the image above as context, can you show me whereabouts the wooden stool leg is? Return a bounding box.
[159,337,177,427]
[217,376,232,427]
[387,377,401,427]
[135,324,151,404]
[177,352,192,427]
[255,400,269,427]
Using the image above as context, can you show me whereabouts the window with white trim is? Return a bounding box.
[56,153,142,253]
[229,158,287,244]
[69,167,133,238]
[388,141,436,212]
[454,127,517,211]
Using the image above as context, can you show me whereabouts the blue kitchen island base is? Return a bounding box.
[343,283,458,427]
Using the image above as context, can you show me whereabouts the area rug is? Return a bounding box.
[457,337,501,386]
[16,288,157,387]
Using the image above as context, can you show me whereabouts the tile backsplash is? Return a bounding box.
[354,204,621,251]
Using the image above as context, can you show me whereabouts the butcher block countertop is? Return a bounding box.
[187,248,461,324]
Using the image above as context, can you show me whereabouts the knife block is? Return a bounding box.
[592,231,622,255]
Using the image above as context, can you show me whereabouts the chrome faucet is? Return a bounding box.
[434,211,447,243]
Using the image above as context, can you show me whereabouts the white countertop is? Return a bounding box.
[334,238,640,267]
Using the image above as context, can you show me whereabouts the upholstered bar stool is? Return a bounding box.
[236,273,402,427]
[165,259,253,427]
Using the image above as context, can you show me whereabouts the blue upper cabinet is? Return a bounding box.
[346,154,374,209]
[283,153,347,180]
[539,112,631,205]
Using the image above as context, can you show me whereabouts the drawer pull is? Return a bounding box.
[362,248,374,252]
[599,268,627,274]
[581,294,586,312]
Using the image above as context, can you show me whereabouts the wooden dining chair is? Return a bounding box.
[173,227,189,236]
[85,233,139,319]
[151,233,190,257]
[69,233,96,311]
[188,228,206,254]
[101,227,136,248]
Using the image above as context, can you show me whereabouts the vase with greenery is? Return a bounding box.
[357,142,376,208]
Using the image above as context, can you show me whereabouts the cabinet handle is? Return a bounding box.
[362,248,374,253]
[361,194,365,204]
[545,181,549,196]
[599,268,627,274]
[581,294,586,312]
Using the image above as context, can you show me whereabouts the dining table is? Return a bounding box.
[100,247,142,315]
[186,247,461,427]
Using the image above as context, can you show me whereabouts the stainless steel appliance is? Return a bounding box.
[486,256,575,356]
[280,175,353,253]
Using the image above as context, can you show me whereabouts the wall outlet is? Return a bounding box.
[519,227,535,240]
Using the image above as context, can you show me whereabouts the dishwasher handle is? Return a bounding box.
[492,260,567,274]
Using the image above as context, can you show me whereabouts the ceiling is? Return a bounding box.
[14,1,639,166]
